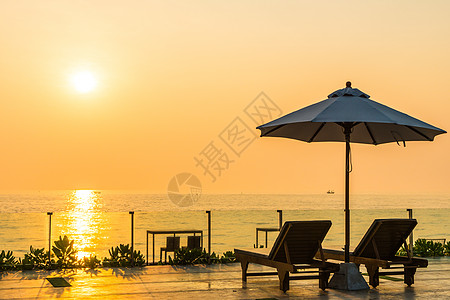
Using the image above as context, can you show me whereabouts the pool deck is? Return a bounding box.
[1,257,449,299]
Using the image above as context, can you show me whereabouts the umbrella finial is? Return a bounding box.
[328,83,370,98]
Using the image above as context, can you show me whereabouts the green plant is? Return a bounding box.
[117,244,131,267]
[18,256,33,270]
[428,241,444,256]
[52,235,78,268]
[23,246,49,269]
[414,239,431,257]
[103,245,121,267]
[83,255,101,269]
[209,252,220,263]
[219,251,236,263]
[444,241,450,256]
[0,250,16,270]
[103,244,144,267]
[169,248,208,265]
[132,250,145,267]
[413,239,445,257]
[117,244,132,266]
[168,248,237,265]
[396,244,408,256]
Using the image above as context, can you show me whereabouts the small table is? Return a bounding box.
[146,230,203,265]
[255,227,280,248]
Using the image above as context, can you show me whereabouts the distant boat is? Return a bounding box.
[327,190,335,194]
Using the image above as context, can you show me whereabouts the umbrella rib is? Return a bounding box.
[363,122,377,145]
[308,122,325,143]
[406,125,432,141]
[261,124,286,136]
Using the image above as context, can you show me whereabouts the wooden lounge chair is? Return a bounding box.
[235,220,339,292]
[317,219,428,288]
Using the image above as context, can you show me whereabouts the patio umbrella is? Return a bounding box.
[257,82,446,263]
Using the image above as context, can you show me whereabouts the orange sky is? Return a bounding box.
[0,1,449,194]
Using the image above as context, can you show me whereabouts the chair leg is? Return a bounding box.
[319,270,331,291]
[240,260,249,282]
[277,269,289,292]
[404,266,416,286]
[366,265,379,288]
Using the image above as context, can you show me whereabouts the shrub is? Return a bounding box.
[83,255,101,269]
[18,246,50,270]
[444,241,450,256]
[132,250,146,267]
[0,250,16,271]
[26,246,49,269]
[414,239,431,257]
[396,244,408,256]
[169,248,205,265]
[428,241,444,257]
[168,249,236,265]
[52,235,78,268]
[103,244,145,267]
[413,239,445,257]
[219,251,236,263]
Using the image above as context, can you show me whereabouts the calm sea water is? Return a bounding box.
[0,191,449,261]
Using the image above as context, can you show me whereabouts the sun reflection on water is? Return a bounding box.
[57,190,108,260]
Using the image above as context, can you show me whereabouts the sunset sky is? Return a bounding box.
[1,1,449,194]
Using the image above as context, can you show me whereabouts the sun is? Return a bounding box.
[70,71,98,93]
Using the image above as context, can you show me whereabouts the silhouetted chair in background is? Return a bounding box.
[187,235,202,250]
[235,220,339,292]
[317,219,428,287]
[160,236,180,262]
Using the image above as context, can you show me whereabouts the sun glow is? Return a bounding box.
[70,71,98,93]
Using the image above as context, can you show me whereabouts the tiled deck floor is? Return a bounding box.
[1,257,449,299]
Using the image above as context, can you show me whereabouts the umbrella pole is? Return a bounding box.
[344,128,351,263]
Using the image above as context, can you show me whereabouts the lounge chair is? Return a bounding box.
[234,220,339,292]
[317,219,428,287]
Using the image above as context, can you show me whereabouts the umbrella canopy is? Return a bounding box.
[257,82,446,262]
[258,83,445,145]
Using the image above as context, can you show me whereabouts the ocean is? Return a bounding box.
[0,191,449,262]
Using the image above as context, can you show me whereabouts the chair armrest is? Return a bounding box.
[392,256,428,267]
[316,249,390,268]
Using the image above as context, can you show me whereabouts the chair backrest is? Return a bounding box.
[166,236,181,251]
[187,236,201,249]
[268,220,332,264]
[353,219,417,260]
